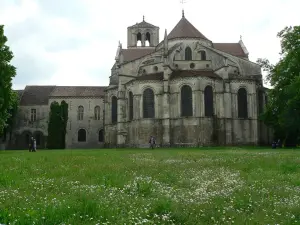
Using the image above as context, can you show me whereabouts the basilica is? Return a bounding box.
[1,12,271,149]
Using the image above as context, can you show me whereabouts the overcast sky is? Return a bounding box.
[0,0,299,90]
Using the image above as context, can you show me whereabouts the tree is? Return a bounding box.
[60,101,68,149]
[47,101,68,149]
[47,101,61,149]
[258,25,300,146]
[0,25,17,137]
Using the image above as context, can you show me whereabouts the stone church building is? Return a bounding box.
[1,12,271,149]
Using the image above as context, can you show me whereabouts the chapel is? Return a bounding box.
[1,11,272,150]
[104,11,271,147]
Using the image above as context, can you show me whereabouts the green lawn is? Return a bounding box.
[1,148,300,224]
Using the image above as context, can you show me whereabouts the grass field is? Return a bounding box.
[1,148,300,225]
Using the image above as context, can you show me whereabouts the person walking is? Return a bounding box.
[149,136,156,149]
[29,136,34,152]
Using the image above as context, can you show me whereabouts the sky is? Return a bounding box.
[0,0,299,90]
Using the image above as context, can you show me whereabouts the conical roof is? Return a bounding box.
[168,13,209,41]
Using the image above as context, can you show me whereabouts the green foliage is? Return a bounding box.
[257,26,300,146]
[60,100,68,149]
[0,25,17,135]
[47,101,68,149]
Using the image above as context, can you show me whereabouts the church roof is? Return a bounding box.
[20,85,56,106]
[19,86,106,106]
[213,43,248,58]
[50,86,106,97]
[168,15,209,40]
[128,18,158,28]
[122,48,155,62]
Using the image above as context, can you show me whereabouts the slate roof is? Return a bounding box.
[128,20,158,28]
[121,48,155,62]
[168,16,209,41]
[213,43,248,58]
[170,70,221,79]
[50,86,106,97]
[20,85,56,106]
[19,86,107,106]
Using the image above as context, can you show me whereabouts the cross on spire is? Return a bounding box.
[143,15,145,21]
[180,0,187,17]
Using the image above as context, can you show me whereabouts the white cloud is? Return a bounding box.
[0,0,299,89]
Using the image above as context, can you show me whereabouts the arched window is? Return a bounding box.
[204,86,214,117]
[98,129,104,142]
[94,106,101,120]
[181,85,193,117]
[143,88,155,118]
[78,106,84,120]
[111,96,118,124]
[137,32,142,47]
[238,88,248,118]
[258,90,264,114]
[145,32,151,46]
[78,129,86,142]
[128,92,133,121]
[200,50,206,60]
[185,47,192,60]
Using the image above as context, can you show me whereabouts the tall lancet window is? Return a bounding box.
[185,47,192,60]
[204,86,214,117]
[238,88,248,118]
[143,88,155,118]
[181,85,193,117]
[128,92,133,121]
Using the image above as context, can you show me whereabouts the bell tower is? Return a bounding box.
[127,16,159,48]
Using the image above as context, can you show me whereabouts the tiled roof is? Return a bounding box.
[213,43,248,58]
[129,20,158,28]
[50,86,106,97]
[136,72,164,81]
[20,86,56,106]
[170,70,221,79]
[168,16,209,41]
[122,48,155,62]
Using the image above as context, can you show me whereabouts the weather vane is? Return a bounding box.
[180,0,187,17]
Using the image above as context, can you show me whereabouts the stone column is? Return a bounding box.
[250,92,259,145]
[117,84,126,147]
[223,81,233,145]
[141,33,146,47]
[162,67,172,146]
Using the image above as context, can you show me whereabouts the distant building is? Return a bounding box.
[2,12,272,149]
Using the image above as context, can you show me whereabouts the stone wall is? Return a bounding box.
[49,97,104,149]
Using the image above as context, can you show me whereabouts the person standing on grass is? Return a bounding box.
[29,136,34,152]
[33,138,37,152]
[149,136,156,149]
